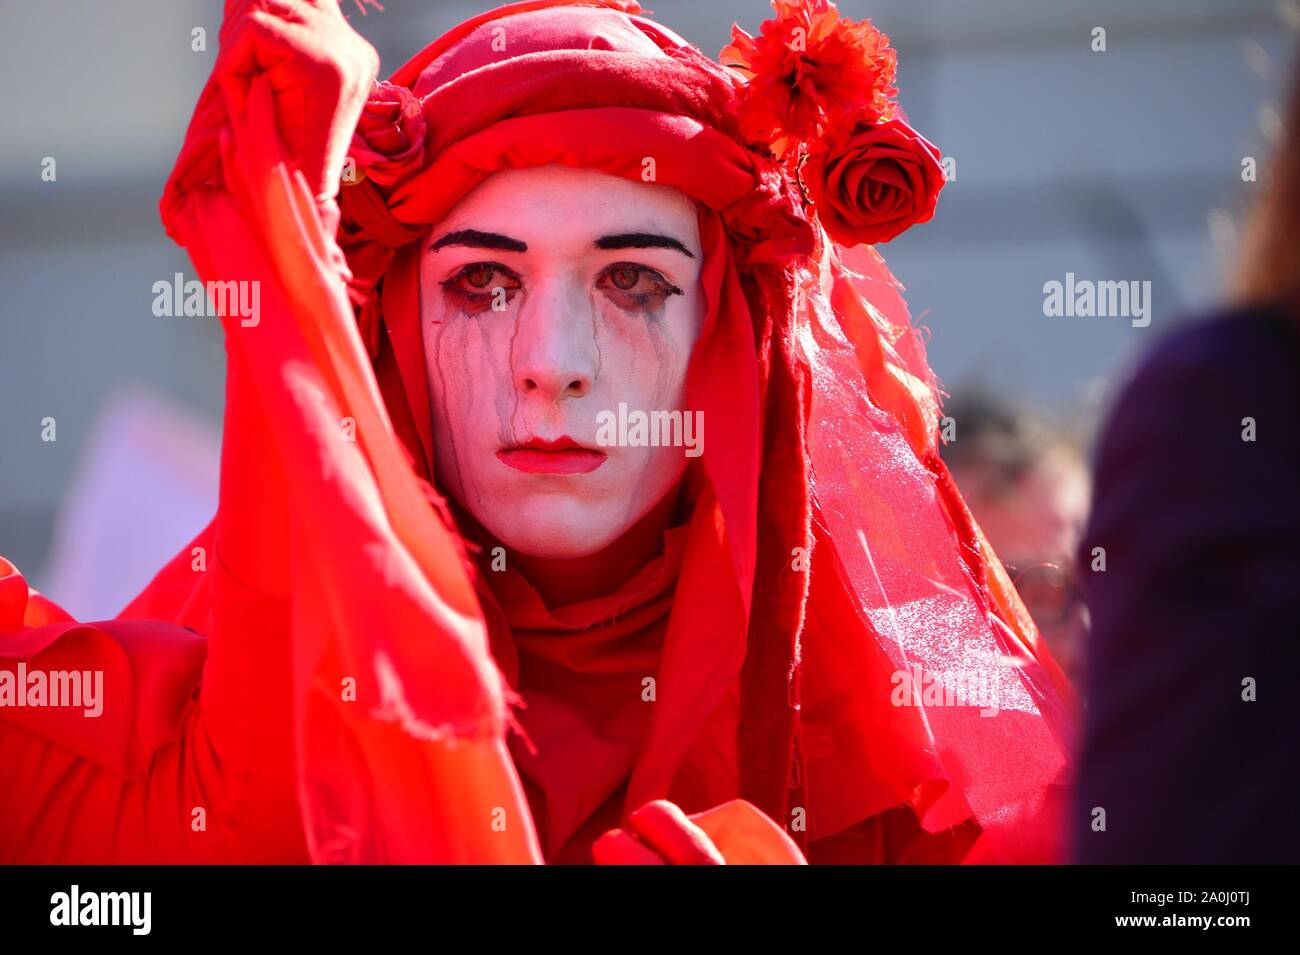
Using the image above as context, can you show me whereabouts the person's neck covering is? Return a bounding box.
[495,516,692,859]
[158,0,1076,862]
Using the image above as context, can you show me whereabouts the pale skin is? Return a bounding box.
[419,164,707,603]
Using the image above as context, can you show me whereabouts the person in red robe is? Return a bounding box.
[0,0,1075,864]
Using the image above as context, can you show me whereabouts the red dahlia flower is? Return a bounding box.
[720,0,899,161]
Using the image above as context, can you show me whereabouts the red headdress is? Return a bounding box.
[153,0,1074,863]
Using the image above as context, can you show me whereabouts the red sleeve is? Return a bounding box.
[0,549,305,862]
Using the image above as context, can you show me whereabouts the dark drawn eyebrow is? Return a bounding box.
[429,229,528,253]
[595,233,695,258]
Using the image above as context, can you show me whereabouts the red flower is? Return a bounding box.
[720,0,898,161]
[348,80,427,188]
[805,119,945,246]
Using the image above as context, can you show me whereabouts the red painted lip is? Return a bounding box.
[497,436,607,474]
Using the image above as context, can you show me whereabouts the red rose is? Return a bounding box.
[348,80,426,188]
[805,119,944,246]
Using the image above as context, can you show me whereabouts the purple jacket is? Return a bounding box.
[1074,306,1300,863]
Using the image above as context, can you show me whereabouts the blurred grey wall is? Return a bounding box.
[0,0,1292,585]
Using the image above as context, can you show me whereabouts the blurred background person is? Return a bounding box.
[1072,45,1300,865]
[940,391,1092,687]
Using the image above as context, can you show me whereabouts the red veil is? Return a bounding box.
[0,0,1074,863]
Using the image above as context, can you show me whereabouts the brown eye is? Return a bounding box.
[609,266,640,290]
[445,263,521,295]
[464,264,498,289]
[597,264,679,295]
[440,263,523,314]
[595,263,684,314]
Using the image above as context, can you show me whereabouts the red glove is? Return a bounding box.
[215,0,379,200]
[593,799,807,865]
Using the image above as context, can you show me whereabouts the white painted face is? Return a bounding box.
[420,164,706,559]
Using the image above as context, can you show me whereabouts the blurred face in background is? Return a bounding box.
[419,164,706,560]
[953,444,1092,685]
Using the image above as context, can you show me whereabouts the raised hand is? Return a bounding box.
[215,0,380,199]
